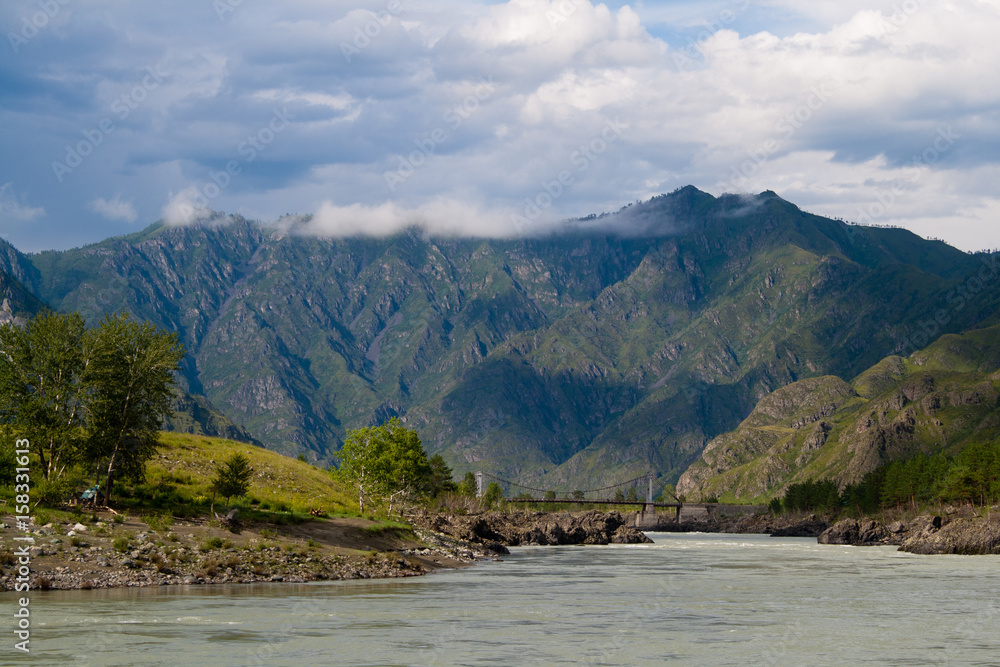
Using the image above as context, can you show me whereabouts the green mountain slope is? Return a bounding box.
[0,269,44,326]
[0,237,45,325]
[677,323,1000,501]
[163,389,262,446]
[4,188,999,491]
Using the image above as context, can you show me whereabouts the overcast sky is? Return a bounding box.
[1,0,998,252]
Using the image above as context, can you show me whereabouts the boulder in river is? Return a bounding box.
[818,518,891,546]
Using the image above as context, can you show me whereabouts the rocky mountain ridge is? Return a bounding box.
[3,187,999,491]
[678,323,1000,501]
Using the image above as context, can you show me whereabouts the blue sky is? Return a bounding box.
[2,0,998,252]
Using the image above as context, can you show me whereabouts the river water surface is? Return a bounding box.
[13,532,1000,666]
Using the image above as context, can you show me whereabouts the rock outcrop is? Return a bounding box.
[817,518,892,545]
[420,510,653,547]
[812,512,1000,554]
[899,514,1000,555]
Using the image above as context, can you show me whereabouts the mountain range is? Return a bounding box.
[678,323,1000,501]
[2,186,998,494]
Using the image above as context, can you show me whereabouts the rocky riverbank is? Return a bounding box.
[414,509,653,547]
[0,513,496,591]
[818,509,1000,555]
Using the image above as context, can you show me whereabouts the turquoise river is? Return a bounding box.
[7,532,1000,666]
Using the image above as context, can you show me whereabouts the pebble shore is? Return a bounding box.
[0,517,496,591]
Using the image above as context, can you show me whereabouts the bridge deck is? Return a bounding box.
[505,498,681,508]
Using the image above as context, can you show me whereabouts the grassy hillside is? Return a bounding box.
[677,324,1000,502]
[163,390,261,445]
[117,432,357,517]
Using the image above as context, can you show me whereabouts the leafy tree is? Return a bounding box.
[337,418,430,513]
[0,311,87,480]
[456,472,477,498]
[572,489,585,500]
[83,312,185,503]
[625,487,638,502]
[211,452,254,511]
[482,481,504,508]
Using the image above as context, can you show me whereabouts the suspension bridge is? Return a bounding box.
[473,471,682,520]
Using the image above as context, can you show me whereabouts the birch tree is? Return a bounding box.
[83,312,184,503]
[337,418,430,514]
[0,311,87,480]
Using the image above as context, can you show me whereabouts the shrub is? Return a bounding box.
[112,537,131,553]
[32,477,76,508]
[144,513,174,532]
[200,536,225,551]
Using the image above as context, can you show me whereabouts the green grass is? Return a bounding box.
[142,512,174,532]
[360,520,416,538]
[200,536,229,551]
[111,431,357,518]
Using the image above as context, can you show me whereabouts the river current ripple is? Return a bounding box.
[17,532,1000,666]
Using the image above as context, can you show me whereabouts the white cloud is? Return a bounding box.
[162,187,216,227]
[5,0,1000,250]
[0,183,45,223]
[88,196,138,223]
[303,198,518,237]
